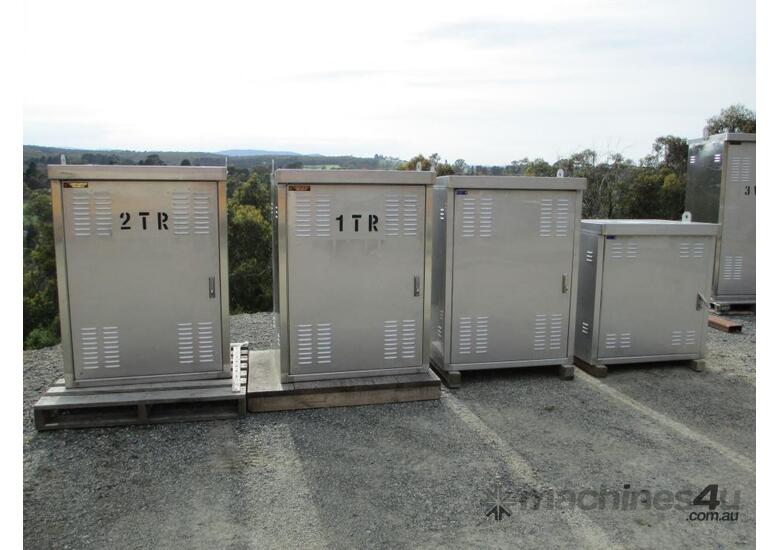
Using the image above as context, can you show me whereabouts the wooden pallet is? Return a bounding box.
[247,350,440,412]
[33,344,248,431]
[574,356,705,378]
[708,315,743,333]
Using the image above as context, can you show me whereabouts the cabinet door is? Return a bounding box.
[63,181,223,382]
[450,189,576,364]
[598,235,713,359]
[287,184,425,375]
[718,142,756,297]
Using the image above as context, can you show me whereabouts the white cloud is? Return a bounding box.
[23,0,755,165]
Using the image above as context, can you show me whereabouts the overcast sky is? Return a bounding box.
[23,0,755,165]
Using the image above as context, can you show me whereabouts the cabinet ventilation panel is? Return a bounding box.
[71,190,113,238]
[171,191,212,236]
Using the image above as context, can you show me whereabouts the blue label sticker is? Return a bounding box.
[455,189,468,195]
[606,235,616,239]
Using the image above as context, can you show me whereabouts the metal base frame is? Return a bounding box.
[68,369,231,389]
[438,357,572,372]
[710,296,756,314]
[574,354,705,378]
[430,357,574,388]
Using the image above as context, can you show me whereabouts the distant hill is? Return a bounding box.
[218,149,309,157]
[23,145,401,171]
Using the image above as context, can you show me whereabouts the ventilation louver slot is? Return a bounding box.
[672,330,683,346]
[93,192,113,237]
[461,197,476,238]
[581,321,590,335]
[539,198,569,237]
[585,250,594,263]
[79,326,121,370]
[385,193,418,237]
[401,320,416,359]
[534,315,548,351]
[457,317,473,355]
[294,193,330,238]
[384,321,399,360]
[402,194,418,236]
[384,320,416,361]
[548,314,563,351]
[316,323,333,364]
[177,323,195,364]
[680,242,705,259]
[610,241,638,260]
[723,256,743,280]
[295,324,314,366]
[101,326,120,368]
[479,197,493,237]
[192,193,211,235]
[619,333,631,349]
[171,191,211,235]
[555,199,569,236]
[294,195,312,238]
[197,321,215,363]
[672,330,697,346]
[729,156,752,184]
[539,200,553,237]
[532,313,569,352]
[177,321,215,365]
[172,192,191,235]
[314,195,331,237]
[385,194,400,236]
[71,193,91,237]
[79,327,99,369]
[605,332,631,350]
[474,317,488,354]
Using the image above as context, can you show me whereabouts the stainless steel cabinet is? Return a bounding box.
[430,176,586,375]
[686,133,755,307]
[272,169,435,382]
[49,165,231,388]
[574,220,717,368]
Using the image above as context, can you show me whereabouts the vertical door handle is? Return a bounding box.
[696,292,706,311]
[209,276,216,298]
[413,275,421,297]
[562,273,569,294]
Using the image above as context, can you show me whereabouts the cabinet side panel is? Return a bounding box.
[574,231,600,362]
[685,140,723,224]
[271,177,280,350]
[430,186,448,367]
[51,180,76,386]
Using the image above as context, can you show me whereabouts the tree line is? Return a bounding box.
[22,105,755,349]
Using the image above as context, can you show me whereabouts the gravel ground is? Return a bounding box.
[23,312,756,549]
